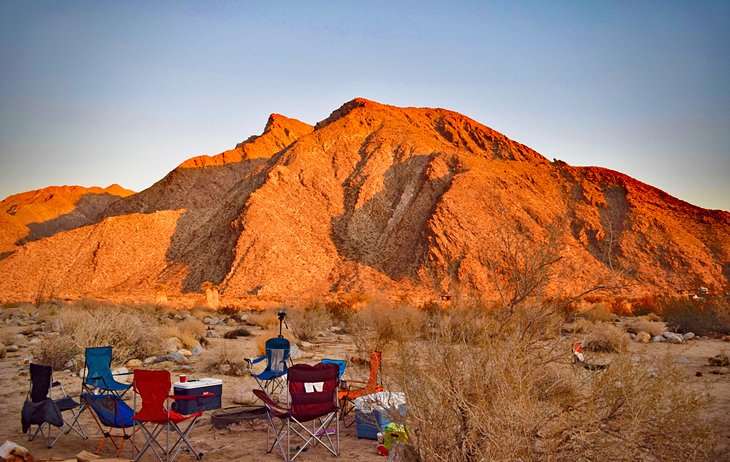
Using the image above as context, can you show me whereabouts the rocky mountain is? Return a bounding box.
[0,184,133,255]
[0,98,727,302]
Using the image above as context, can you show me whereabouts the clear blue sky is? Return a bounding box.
[1,1,728,210]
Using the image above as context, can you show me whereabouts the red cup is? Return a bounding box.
[179,375,187,383]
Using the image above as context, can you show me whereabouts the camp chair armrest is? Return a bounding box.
[245,355,266,365]
[253,389,287,414]
[112,371,134,376]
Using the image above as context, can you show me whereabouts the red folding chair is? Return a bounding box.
[254,362,340,461]
[132,370,211,462]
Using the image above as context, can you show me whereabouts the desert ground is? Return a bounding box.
[0,301,728,461]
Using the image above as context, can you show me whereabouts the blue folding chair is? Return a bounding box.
[246,337,292,398]
[82,346,133,397]
[81,393,138,457]
[321,359,346,380]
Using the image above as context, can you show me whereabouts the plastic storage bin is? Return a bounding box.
[353,392,406,440]
[172,377,223,414]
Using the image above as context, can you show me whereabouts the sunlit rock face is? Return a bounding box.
[1,98,727,302]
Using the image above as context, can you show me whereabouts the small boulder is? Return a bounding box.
[210,317,221,325]
[166,337,182,353]
[651,335,664,343]
[6,345,19,352]
[127,359,143,369]
[179,349,192,358]
[191,343,205,356]
[682,332,696,341]
[203,316,213,325]
[226,318,237,326]
[143,356,157,365]
[635,331,651,343]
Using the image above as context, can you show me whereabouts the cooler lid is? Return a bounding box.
[173,377,223,389]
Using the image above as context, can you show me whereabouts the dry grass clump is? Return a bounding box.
[660,296,730,335]
[57,304,162,363]
[561,317,594,334]
[287,304,332,342]
[580,302,617,322]
[34,335,79,369]
[392,316,714,461]
[624,316,667,337]
[200,343,247,376]
[247,310,280,330]
[582,322,628,353]
[163,317,206,348]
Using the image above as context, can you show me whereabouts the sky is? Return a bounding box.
[1,1,728,210]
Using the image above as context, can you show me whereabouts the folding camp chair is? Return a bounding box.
[82,346,133,397]
[246,337,292,399]
[338,351,384,426]
[132,369,211,462]
[82,393,138,457]
[254,362,340,462]
[321,359,346,380]
[572,342,608,371]
[22,363,87,448]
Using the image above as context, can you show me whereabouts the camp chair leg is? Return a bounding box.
[262,412,288,461]
[135,423,166,462]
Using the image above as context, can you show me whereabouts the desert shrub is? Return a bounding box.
[561,317,594,334]
[349,303,427,355]
[624,316,667,337]
[200,343,247,376]
[631,295,660,315]
[391,321,714,461]
[58,305,162,363]
[583,322,627,353]
[660,297,730,335]
[287,304,332,342]
[223,327,252,339]
[34,335,79,369]
[247,310,280,330]
[581,302,617,322]
[163,317,206,348]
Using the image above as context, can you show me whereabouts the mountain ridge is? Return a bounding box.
[0,99,727,302]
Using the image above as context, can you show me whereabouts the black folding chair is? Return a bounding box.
[22,363,87,448]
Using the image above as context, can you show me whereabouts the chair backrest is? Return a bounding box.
[83,394,135,427]
[288,363,339,422]
[29,363,52,403]
[265,337,291,373]
[133,369,171,422]
[367,351,382,389]
[321,359,346,378]
[85,346,114,388]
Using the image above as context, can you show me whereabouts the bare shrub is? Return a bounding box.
[58,304,162,362]
[583,322,627,353]
[581,302,617,322]
[392,322,714,461]
[247,310,280,330]
[163,317,206,348]
[562,317,594,334]
[200,343,247,376]
[34,335,79,369]
[624,316,667,337]
[349,303,427,355]
[660,297,730,335]
[287,304,332,342]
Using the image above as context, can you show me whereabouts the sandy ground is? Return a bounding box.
[1,316,729,461]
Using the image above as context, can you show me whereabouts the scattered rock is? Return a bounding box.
[143,356,157,365]
[627,333,636,340]
[676,356,689,365]
[191,343,205,356]
[635,331,651,343]
[127,359,143,369]
[226,318,237,326]
[156,352,187,364]
[667,334,683,344]
[179,349,192,358]
[708,353,729,367]
[6,345,19,352]
[166,337,182,353]
[203,317,212,324]
[682,332,695,341]
[651,335,664,343]
[28,338,40,344]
